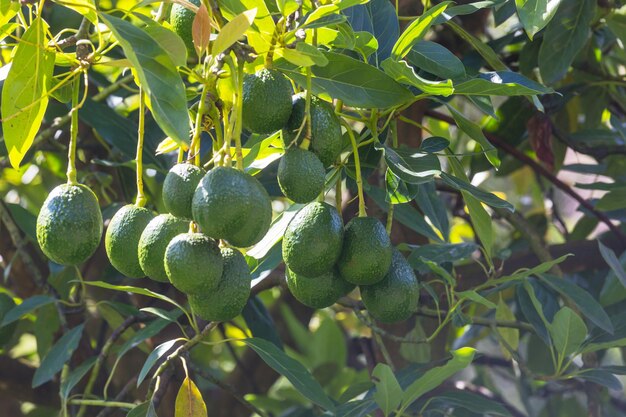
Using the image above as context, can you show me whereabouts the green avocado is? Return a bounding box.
[282,202,343,277]
[169,0,201,55]
[188,248,251,322]
[163,163,205,220]
[137,214,188,282]
[192,166,272,248]
[285,95,342,166]
[337,217,392,285]
[105,204,154,278]
[360,249,419,323]
[36,183,103,265]
[277,148,325,203]
[286,267,355,309]
[165,232,223,293]
[242,68,294,134]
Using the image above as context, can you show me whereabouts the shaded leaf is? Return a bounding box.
[576,369,622,391]
[380,145,441,184]
[244,337,335,411]
[60,357,97,400]
[1,295,55,326]
[242,296,284,349]
[33,325,84,388]
[496,298,519,359]
[454,71,553,96]
[599,240,626,288]
[549,307,587,358]
[407,41,466,80]
[429,391,511,416]
[372,364,403,417]
[439,172,513,211]
[137,339,180,386]
[344,0,399,64]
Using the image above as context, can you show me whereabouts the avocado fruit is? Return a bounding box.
[242,68,293,134]
[337,217,392,285]
[164,232,223,293]
[277,148,325,203]
[188,248,251,321]
[192,166,272,248]
[360,249,419,323]
[36,183,103,265]
[169,0,201,55]
[105,204,154,278]
[137,214,188,282]
[282,202,343,277]
[286,267,355,309]
[163,163,204,220]
[285,95,342,166]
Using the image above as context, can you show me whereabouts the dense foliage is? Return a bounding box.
[1,0,626,416]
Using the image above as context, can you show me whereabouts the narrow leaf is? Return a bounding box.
[444,104,500,168]
[33,325,84,388]
[391,2,452,60]
[380,58,454,96]
[137,339,180,386]
[1,295,55,326]
[496,298,519,359]
[598,241,626,288]
[192,3,211,56]
[212,8,256,57]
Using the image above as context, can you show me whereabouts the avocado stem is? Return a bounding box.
[191,83,210,167]
[135,88,147,207]
[234,59,245,171]
[66,74,81,186]
[344,122,366,217]
[299,67,313,151]
[385,119,399,235]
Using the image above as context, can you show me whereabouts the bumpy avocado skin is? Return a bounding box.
[242,69,293,134]
[337,217,392,285]
[189,248,251,321]
[360,249,419,323]
[282,202,344,277]
[137,214,188,282]
[277,148,325,203]
[286,267,355,309]
[36,184,103,265]
[105,204,154,278]
[163,163,204,220]
[285,95,342,166]
[165,233,223,293]
[169,0,201,54]
[192,166,272,248]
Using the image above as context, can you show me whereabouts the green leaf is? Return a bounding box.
[575,369,623,391]
[606,13,626,41]
[380,58,454,96]
[244,337,335,411]
[599,241,626,288]
[84,281,187,315]
[1,295,55,326]
[280,42,329,67]
[0,0,19,27]
[443,104,500,168]
[368,186,442,242]
[116,316,177,358]
[549,307,587,359]
[429,391,511,416]
[537,0,596,84]
[33,325,84,388]
[277,0,299,16]
[454,71,553,96]
[60,357,97,400]
[406,41,466,80]
[175,377,207,417]
[212,8,256,57]
[372,364,403,417]
[242,296,284,349]
[539,274,614,334]
[1,17,55,169]
[400,347,475,413]
[420,258,456,285]
[52,0,98,24]
[407,243,477,272]
[458,290,496,309]
[515,0,563,40]
[517,280,554,345]
[140,17,187,67]
[127,401,157,417]
[439,172,513,211]
[380,145,441,184]
[415,181,449,239]
[303,0,369,26]
[99,14,189,144]
[446,20,508,71]
[385,169,418,204]
[496,298,519,359]
[277,52,413,108]
[137,339,181,387]
[419,136,450,153]
[391,2,452,60]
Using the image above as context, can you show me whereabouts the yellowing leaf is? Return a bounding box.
[156,137,187,155]
[175,377,207,417]
[212,8,256,57]
[0,0,19,27]
[1,17,55,169]
[192,3,211,57]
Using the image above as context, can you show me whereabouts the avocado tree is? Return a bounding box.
[1,0,626,416]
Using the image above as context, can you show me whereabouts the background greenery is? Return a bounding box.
[1,0,626,416]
